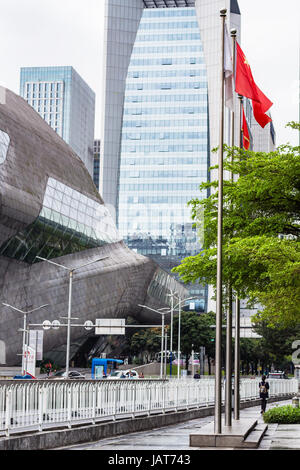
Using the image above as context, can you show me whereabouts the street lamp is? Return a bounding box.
[173,295,197,380]
[138,303,170,379]
[2,302,49,375]
[36,255,109,377]
[159,295,198,379]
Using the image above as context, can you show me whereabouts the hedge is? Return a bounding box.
[263,405,300,424]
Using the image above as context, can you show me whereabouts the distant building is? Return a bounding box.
[243,98,276,152]
[252,120,276,152]
[100,0,276,321]
[100,0,242,312]
[20,66,95,176]
[93,139,101,190]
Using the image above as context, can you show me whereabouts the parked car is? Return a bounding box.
[108,369,139,379]
[13,374,35,380]
[49,370,86,380]
[267,371,288,379]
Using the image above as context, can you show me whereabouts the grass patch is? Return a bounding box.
[263,405,300,424]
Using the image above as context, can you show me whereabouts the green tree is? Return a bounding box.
[126,327,162,361]
[252,319,300,372]
[173,124,300,328]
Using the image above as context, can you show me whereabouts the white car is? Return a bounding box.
[49,370,86,380]
[108,369,139,379]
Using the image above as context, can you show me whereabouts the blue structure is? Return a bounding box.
[117,7,209,311]
[20,66,95,177]
[91,358,123,379]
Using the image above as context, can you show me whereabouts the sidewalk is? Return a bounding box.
[60,399,300,450]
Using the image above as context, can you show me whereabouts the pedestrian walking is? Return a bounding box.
[259,375,269,414]
[45,362,52,377]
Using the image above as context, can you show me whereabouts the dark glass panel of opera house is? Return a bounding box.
[0,129,10,164]
[0,177,121,264]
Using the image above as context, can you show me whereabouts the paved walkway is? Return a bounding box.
[58,400,300,451]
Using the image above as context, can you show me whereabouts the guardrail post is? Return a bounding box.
[162,383,165,414]
[132,385,136,419]
[206,382,209,406]
[67,387,72,429]
[113,385,117,421]
[148,385,151,416]
[38,387,43,432]
[5,389,11,437]
[92,385,96,425]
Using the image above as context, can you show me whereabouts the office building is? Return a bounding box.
[100,0,242,312]
[20,66,95,177]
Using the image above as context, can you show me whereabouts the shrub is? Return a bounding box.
[263,405,300,424]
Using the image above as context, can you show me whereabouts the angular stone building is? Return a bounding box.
[0,86,187,366]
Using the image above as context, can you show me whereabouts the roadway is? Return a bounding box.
[55,399,300,451]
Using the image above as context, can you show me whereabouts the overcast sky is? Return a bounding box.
[0,0,299,146]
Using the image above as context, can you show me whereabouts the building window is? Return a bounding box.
[0,129,10,164]
[162,58,172,65]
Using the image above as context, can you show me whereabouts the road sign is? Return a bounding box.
[84,320,94,331]
[52,320,61,330]
[95,318,125,335]
[24,345,36,377]
[29,330,44,360]
[42,320,51,330]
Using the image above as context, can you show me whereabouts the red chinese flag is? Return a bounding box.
[242,108,250,150]
[252,90,272,128]
[235,42,273,128]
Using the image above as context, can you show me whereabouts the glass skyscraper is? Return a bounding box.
[100,0,243,313]
[20,66,95,177]
[117,7,209,311]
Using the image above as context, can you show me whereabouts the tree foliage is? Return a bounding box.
[172,311,218,368]
[127,327,162,358]
[173,124,300,327]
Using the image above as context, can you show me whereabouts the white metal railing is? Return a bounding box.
[0,378,297,437]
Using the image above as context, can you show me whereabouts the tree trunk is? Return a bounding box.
[208,356,211,375]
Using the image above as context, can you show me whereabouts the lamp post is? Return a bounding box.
[161,295,198,379]
[2,302,49,375]
[167,291,175,377]
[36,255,109,377]
[177,295,182,379]
[138,304,167,379]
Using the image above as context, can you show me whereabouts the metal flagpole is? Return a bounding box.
[161,312,165,379]
[234,295,241,419]
[225,27,237,428]
[170,292,174,377]
[65,270,73,378]
[164,327,167,378]
[177,296,181,380]
[234,94,243,421]
[215,8,227,435]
